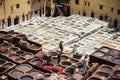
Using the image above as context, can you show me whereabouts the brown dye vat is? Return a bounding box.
[60,55,69,61]
[70,58,79,64]
[10,47,19,51]
[0,67,6,73]
[95,72,109,79]
[16,50,25,55]
[3,35,13,39]
[108,78,120,80]
[88,77,101,80]
[21,52,34,60]
[9,70,24,79]
[100,66,113,73]
[112,58,120,64]
[0,46,7,53]
[3,35,14,43]
[16,34,27,40]
[15,64,32,73]
[1,43,12,48]
[31,44,40,50]
[30,58,43,66]
[18,40,30,49]
[57,72,67,78]
[4,50,12,56]
[0,33,7,38]
[15,57,26,63]
[94,52,104,57]
[99,47,110,53]
[60,61,72,67]
[9,54,19,60]
[4,62,13,69]
[0,59,6,65]
[113,70,120,78]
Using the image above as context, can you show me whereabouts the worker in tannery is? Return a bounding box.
[59,41,64,53]
[7,16,11,27]
[90,10,95,18]
[82,55,90,75]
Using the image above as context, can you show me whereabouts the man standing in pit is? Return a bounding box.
[99,14,104,20]
[104,14,108,22]
[90,10,95,18]
[59,41,63,53]
[113,18,118,31]
[14,16,19,25]
[22,13,25,22]
[51,0,56,17]
[83,10,86,16]
[82,55,90,75]
[7,16,11,27]
[2,19,5,29]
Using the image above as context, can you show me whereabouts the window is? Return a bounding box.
[111,7,114,12]
[88,2,90,6]
[38,0,40,2]
[16,4,20,9]
[117,9,120,15]
[85,1,87,6]
[11,6,13,11]
[75,0,79,5]
[27,1,30,4]
[99,5,103,10]
[0,2,2,7]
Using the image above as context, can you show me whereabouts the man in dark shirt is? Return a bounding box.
[83,10,86,16]
[14,16,19,25]
[114,18,118,29]
[7,16,11,26]
[2,19,5,29]
[68,67,75,76]
[22,13,25,22]
[26,14,28,20]
[0,38,3,44]
[39,8,42,16]
[99,14,103,20]
[42,55,52,65]
[104,14,108,21]
[82,55,89,75]
[90,10,95,18]
[78,11,80,15]
[59,41,63,53]
[57,52,62,62]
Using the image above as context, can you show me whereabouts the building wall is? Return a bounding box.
[46,0,51,8]
[30,0,44,12]
[0,0,46,20]
[70,0,84,15]
[0,0,5,20]
[70,0,120,20]
[0,0,119,25]
[4,0,31,19]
